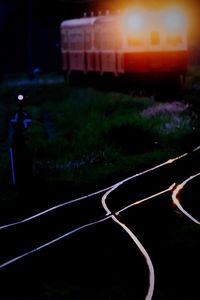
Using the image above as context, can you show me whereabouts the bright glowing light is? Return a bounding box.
[122,10,144,32]
[18,94,24,101]
[172,173,200,224]
[164,9,187,32]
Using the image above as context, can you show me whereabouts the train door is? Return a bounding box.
[115,24,124,74]
[98,18,118,74]
[94,24,101,72]
[68,27,85,72]
[85,25,95,72]
[148,29,163,72]
[123,29,147,72]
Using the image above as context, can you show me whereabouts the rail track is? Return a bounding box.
[0,146,199,299]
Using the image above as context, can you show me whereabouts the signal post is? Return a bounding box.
[10,92,32,188]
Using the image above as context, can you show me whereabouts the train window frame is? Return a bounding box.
[166,33,183,46]
[101,30,115,50]
[68,29,84,51]
[150,31,160,46]
[127,35,144,47]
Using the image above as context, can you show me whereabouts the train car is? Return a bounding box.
[60,7,188,88]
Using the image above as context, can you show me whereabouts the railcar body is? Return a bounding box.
[60,8,188,82]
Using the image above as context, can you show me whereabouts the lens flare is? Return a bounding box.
[122,10,144,32]
[164,8,187,32]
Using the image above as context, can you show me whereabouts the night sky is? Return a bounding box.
[0,0,199,76]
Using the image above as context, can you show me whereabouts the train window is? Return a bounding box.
[70,42,83,50]
[101,28,115,50]
[151,31,160,45]
[128,35,144,46]
[166,34,182,45]
[69,32,84,50]
[102,32,115,50]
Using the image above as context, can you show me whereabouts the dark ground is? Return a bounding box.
[0,147,199,299]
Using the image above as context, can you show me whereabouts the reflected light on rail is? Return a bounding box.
[172,173,200,224]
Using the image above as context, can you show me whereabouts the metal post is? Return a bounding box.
[27,0,34,80]
[9,147,16,185]
[10,92,33,187]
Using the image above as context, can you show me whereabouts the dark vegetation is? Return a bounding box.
[0,66,199,299]
[0,68,199,213]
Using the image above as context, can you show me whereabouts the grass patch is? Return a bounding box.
[0,71,199,191]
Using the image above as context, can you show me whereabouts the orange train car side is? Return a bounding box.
[60,8,188,83]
